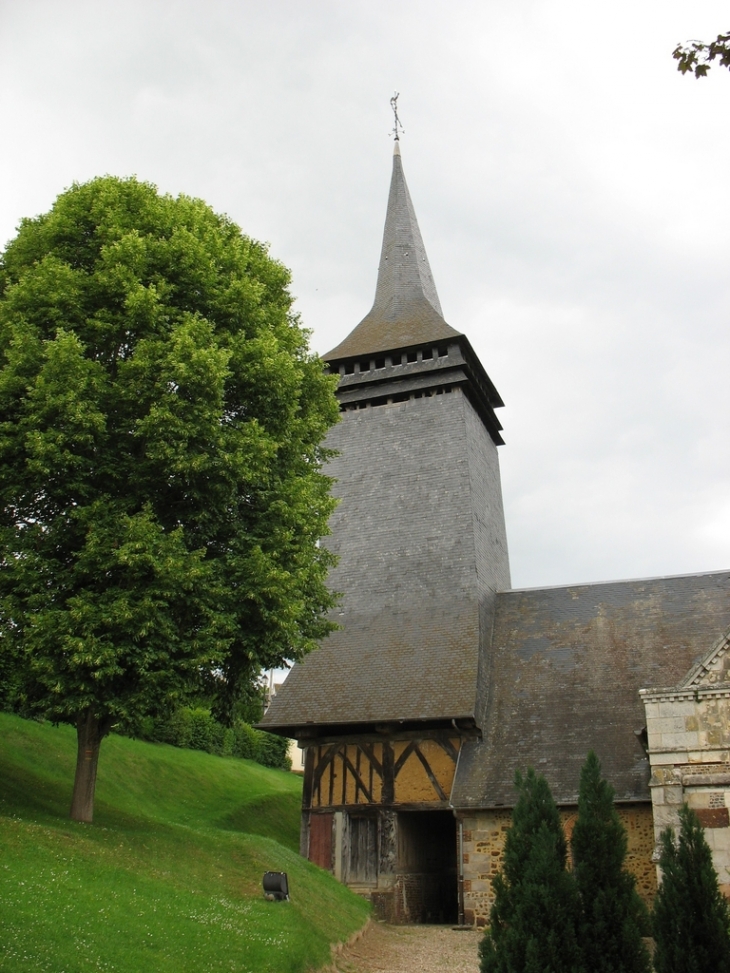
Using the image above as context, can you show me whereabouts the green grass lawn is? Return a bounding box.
[0,713,370,973]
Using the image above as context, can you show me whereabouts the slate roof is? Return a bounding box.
[325,142,461,361]
[260,599,486,736]
[451,570,730,809]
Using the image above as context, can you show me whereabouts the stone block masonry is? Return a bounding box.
[459,805,657,927]
[643,683,730,893]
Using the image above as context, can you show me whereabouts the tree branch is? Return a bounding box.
[673,32,730,78]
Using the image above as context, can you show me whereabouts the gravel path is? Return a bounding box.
[327,922,482,973]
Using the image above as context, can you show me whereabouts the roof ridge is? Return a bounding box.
[503,567,730,594]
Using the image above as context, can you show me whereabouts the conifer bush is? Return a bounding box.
[479,768,584,973]
[571,751,650,973]
[653,803,730,973]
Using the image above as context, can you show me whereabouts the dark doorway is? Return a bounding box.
[397,810,458,923]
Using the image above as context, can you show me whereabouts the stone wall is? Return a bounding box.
[459,804,657,927]
[642,683,730,894]
[459,808,511,926]
[372,873,456,924]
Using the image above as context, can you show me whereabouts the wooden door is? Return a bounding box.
[308,812,334,870]
[348,814,378,885]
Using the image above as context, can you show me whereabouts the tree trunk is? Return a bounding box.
[70,711,110,823]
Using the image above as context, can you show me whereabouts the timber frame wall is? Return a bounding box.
[303,732,461,810]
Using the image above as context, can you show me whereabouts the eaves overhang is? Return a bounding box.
[257,715,479,743]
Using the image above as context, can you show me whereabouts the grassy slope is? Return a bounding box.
[0,713,369,973]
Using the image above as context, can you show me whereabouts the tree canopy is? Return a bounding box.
[673,32,730,78]
[0,176,340,820]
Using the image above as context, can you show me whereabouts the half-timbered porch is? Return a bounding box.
[300,731,462,923]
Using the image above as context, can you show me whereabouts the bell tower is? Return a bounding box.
[324,138,509,610]
[261,139,511,923]
[264,137,510,735]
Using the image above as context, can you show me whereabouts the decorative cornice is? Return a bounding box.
[680,627,730,688]
[640,683,730,703]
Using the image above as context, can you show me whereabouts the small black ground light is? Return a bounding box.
[262,871,290,901]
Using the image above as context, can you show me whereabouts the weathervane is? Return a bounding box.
[390,92,404,140]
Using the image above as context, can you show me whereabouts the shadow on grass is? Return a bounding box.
[0,753,170,835]
[220,792,301,852]
[0,756,72,821]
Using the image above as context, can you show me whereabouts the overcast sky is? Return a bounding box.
[1,0,729,591]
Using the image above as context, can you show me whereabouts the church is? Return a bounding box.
[260,139,730,926]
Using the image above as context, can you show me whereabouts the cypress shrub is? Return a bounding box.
[479,768,584,973]
[158,707,193,748]
[207,716,226,755]
[571,751,650,973]
[111,713,156,742]
[653,804,730,973]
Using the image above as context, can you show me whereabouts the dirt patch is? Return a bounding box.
[327,922,481,973]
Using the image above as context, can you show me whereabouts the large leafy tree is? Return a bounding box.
[0,176,339,822]
[480,768,584,973]
[571,752,650,973]
[653,804,730,973]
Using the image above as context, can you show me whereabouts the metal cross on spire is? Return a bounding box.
[390,92,404,140]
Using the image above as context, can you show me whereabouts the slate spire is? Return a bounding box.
[325,142,460,360]
[373,140,444,319]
